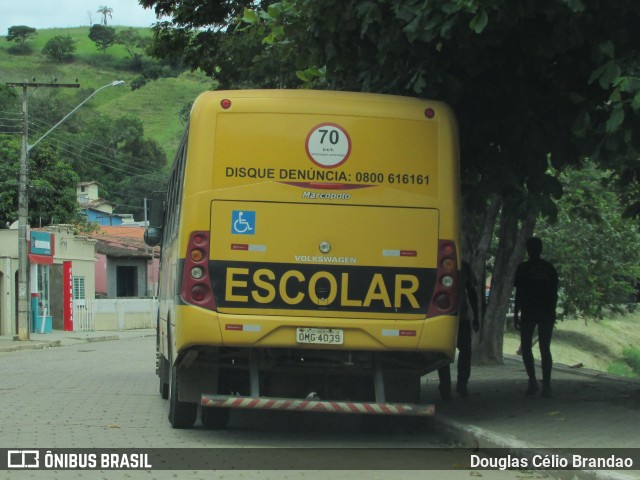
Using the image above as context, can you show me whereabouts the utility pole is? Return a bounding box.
[6,80,124,340]
[6,82,80,340]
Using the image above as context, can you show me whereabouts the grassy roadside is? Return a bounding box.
[503,312,640,378]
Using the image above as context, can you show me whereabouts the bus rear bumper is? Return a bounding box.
[201,394,435,416]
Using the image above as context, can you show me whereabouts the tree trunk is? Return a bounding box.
[472,204,537,364]
[462,194,501,327]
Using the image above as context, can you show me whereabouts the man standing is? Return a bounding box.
[438,260,480,399]
[514,237,559,397]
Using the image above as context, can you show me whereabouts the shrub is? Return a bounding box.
[42,35,76,62]
[607,361,635,378]
[622,346,640,374]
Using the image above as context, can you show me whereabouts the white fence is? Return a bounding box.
[73,298,157,332]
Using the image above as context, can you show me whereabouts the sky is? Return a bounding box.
[0,0,163,36]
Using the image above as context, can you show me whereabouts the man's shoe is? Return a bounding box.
[525,379,539,395]
[456,383,469,397]
[541,384,552,397]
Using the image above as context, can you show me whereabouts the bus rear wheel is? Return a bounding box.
[168,364,197,429]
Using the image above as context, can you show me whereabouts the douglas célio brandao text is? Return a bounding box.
[471,453,634,470]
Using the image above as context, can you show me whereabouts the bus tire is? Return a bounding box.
[201,407,230,430]
[157,314,169,399]
[168,364,197,429]
[158,354,169,400]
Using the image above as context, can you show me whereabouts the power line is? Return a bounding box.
[2,110,169,181]
[26,119,167,180]
[27,116,164,170]
[27,118,152,167]
[2,114,165,177]
[57,142,166,180]
[108,201,147,212]
[0,125,22,134]
[0,112,22,134]
[107,189,161,200]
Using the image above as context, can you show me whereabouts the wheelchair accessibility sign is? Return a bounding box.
[231,211,256,235]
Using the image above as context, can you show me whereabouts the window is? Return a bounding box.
[163,129,188,245]
[73,276,86,307]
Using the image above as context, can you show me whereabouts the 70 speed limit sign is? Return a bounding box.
[305,123,351,168]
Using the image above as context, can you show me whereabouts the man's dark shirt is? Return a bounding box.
[514,257,558,323]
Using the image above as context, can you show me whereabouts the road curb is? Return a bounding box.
[0,334,120,353]
[77,335,119,343]
[0,340,62,353]
[503,354,640,385]
[430,414,638,480]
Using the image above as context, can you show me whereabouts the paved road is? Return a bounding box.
[0,333,558,480]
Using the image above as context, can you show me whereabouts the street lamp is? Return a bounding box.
[9,80,126,340]
[28,80,126,151]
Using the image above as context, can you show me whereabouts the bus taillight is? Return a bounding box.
[426,240,460,318]
[181,231,217,310]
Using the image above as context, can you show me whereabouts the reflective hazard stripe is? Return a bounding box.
[201,395,434,416]
[382,329,417,337]
[382,250,417,257]
[224,324,262,332]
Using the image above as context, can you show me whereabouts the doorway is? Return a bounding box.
[116,266,138,297]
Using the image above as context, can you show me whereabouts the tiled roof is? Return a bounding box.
[87,226,159,258]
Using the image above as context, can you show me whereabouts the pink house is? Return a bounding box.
[88,226,159,298]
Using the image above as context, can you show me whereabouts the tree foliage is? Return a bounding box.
[6,25,37,55]
[139,0,257,78]
[141,0,640,217]
[0,137,20,226]
[0,88,167,227]
[0,86,19,117]
[538,162,640,319]
[60,111,167,220]
[42,35,76,62]
[89,24,116,52]
[115,28,152,60]
[110,27,184,89]
[0,136,81,227]
[140,0,640,361]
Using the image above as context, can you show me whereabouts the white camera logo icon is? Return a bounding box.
[7,450,40,469]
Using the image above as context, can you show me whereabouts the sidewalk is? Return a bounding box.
[423,356,640,479]
[1,329,638,478]
[0,328,154,352]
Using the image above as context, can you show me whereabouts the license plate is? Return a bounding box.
[296,328,344,345]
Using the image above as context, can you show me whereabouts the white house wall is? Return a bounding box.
[0,228,97,336]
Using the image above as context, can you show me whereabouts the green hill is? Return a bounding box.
[0,26,210,163]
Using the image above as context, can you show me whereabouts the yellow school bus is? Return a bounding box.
[145,89,461,428]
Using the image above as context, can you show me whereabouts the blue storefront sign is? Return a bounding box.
[30,231,54,255]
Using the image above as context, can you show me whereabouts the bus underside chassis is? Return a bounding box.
[165,347,445,429]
